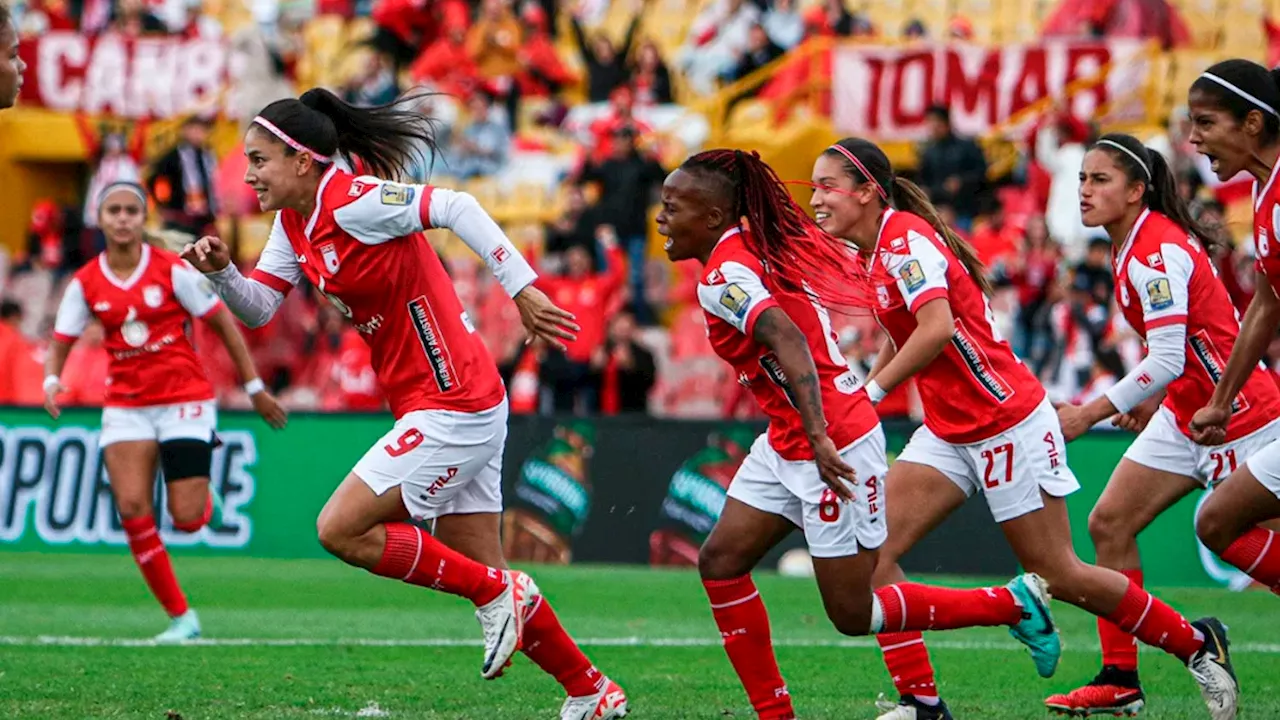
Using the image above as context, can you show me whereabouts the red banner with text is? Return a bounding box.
[17,32,230,119]
[830,40,1151,141]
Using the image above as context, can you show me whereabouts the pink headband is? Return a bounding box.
[828,144,888,201]
[252,116,332,163]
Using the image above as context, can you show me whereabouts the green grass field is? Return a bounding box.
[1,553,1278,719]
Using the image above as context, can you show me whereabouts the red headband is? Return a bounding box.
[828,144,888,201]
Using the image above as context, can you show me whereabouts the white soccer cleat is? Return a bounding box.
[1187,617,1238,720]
[559,677,629,720]
[476,570,540,680]
[874,692,953,719]
[154,609,201,643]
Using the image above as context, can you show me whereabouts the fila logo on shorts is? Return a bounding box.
[420,467,459,500]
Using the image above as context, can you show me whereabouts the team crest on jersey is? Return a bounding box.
[120,306,149,348]
[1145,278,1174,310]
[380,183,415,206]
[899,259,926,291]
[319,243,340,273]
[93,301,111,312]
[719,283,751,319]
[1146,252,1164,268]
[705,268,726,285]
[142,285,164,308]
[877,285,891,308]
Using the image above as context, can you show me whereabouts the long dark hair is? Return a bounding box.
[680,148,881,310]
[823,137,993,296]
[253,88,439,180]
[1190,59,1280,145]
[1091,133,1222,251]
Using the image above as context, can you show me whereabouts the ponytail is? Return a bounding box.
[891,176,994,296]
[254,88,440,181]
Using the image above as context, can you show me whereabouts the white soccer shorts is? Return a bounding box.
[727,426,889,558]
[896,397,1080,523]
[1125,406,1280,488]
[99,400,218,447]
[353,399,508,521]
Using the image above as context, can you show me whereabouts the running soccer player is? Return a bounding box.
[182,89,626,719]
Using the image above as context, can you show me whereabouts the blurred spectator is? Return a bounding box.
[630,40,674,106]
[61,320,109,407]
[578,127,667,324]
[1035,108,1098,262]
[1042,0,1190,50]
[918,104,987,231]
[147,115,219,238]
[570,0,641,102]
[467,0,522,82]
[762,0,804,50]
[0,300,45,406]
[447,92,511,179]
[408,16,479,97]
[1012,215,1060,368]
[370,0,467,70]
[343,51,401,107]
[727,23,784,83]
[1072,348,1125,419]
[1074,237,1115,303]
[587,87,653,163]
[516,3,576,100]
[19,0,77,35]
[295,307,384,411]
[591,307,656,414]
[679,0,761,95]
[108,0,168,36]
[19,199,80,280]
[902,18,928,40]
[969,204,1021,274]
[536,232,626,414]
[805,0,873,37]
[544,185,602,269]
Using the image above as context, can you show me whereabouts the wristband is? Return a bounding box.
[864,380,886,405]
[244,378,266,396]
[43,374,61,393]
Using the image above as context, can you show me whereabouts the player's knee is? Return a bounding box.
[1195,502,1238,554]
[171,508,207,533]
[697,540,751,580]
[316,512,352,560]
[115,495,152,520]
[1086,504,1132,552]
[826,597,873,637]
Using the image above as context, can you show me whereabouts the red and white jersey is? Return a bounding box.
[698,227,878,461]
[1113,209,1280,440]
[250,166,534,418]
[869,209,1045,444]
[53,244,219,407]
[1253,163,1280,299]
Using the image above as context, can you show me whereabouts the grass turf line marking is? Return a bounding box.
[2,635,1279,654]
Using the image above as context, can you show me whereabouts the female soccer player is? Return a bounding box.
[0,2,26,110]
[1047,133,1280,717]
[1182,59,1280,597]
[43,182,288,642]
[809,137,1238,720]
[181,89,626,719]
[658,148,1059,720]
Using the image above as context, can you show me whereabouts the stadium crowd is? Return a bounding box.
[1,0,1273,420]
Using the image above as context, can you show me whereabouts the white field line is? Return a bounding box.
[1,635,1279,654]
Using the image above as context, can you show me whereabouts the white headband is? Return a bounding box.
[98,182,148,209]
[1199,72,1280,118]
[1096,139,1152,180]
[252,115,332,163]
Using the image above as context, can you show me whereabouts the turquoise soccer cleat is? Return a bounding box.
[1006,572,1061,678]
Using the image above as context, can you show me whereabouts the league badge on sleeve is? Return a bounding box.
[380,183,416,206]
[899,259,927,292]
[1145,277,1174,310]
[719,283,751,319]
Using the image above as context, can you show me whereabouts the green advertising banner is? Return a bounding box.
[0,407,1250,588]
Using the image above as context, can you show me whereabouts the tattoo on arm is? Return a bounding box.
[753,307,827,438]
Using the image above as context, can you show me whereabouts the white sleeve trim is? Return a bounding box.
[430,188,537,298]
[53,278,89,339]
[171,263,222,318]
[1103,323,1186,413]
[205,263,285,329]
[696,261,774,335]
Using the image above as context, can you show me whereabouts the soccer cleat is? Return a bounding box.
[1044,666,1145,717]
[559,677,629,720]
[209,488,225,530]
[874,693,954,719]
[153,609,201,643]
[1187,617,1238,720]
[477,570,540,680]
[1005,572,1061,678]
